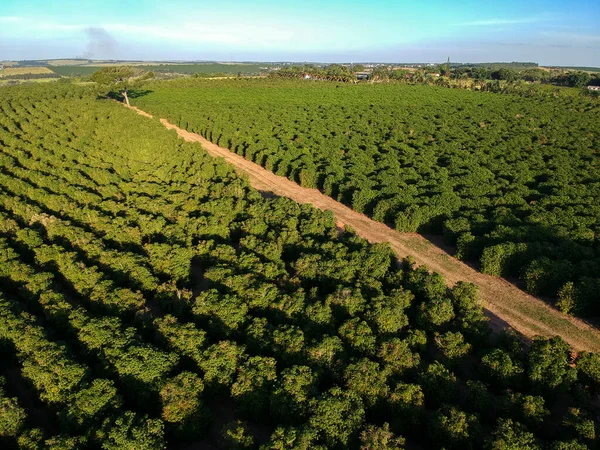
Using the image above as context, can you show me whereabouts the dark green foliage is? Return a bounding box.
[486,419,539,449]
[549,440,588,450]
[194,290,249,335]
[575,278,600,316]
[405,329,427,351]
[0,396,26,438]
[328,287,367,318]
[481,349,524,387]
[464,380,493,415]
[100,411,165,450]
[480,243,528,277]
[344,359,389,408]
[131,78,600,318]
[556,282,577,315]
[0,81,598,450]
[365,291,411,335]
[562,408,596,447]
[270,366,316,423]
[456,232,478,260]
[497,392,549,429]
[434,331,471,364]
[576,352,600,392]
[0,378,26,437]
[430,406,481,449]
[566,72,592,88]
[231,356,277,415]
[261,426,322,450]
[338,318,377,356]
[377,338,420,375]
[527,337,576,391]
[160,372,208,438]
[18,431,87,450]
[417,297,455,328]
[450,282,487,336]
[309,387,365,447]
[154,315,206,365]
[306,335,346,377]
[63,379,122,430]
[519,395,549,427]
[420,362,457,406]
[272,325,305,364]
[90,67,137,85]
[443,217,471,245]
[388,383,425,428]
[522,258,572,297]
[221,420,255,449]
[359,423,405,449]
[491,68,519,82]
[199,341,246,389]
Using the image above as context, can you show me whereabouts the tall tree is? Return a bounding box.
[91,67,153,106]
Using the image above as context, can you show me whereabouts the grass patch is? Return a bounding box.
[49,65,99,77]
[0,67,55,77]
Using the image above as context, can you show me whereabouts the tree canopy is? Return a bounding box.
[0,79,598,450]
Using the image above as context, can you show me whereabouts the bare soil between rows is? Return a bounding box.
[125,104,600,353]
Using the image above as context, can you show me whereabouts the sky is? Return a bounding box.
[1,0,599,66]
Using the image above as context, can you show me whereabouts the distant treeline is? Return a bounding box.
[2,81,600,450]
[49,63,264,78]
[139,63,263,75]
[450,67,599,87]
[547,66,600,73]
[451,62,538,69]
[270,64,357,82]
[271,63,600,91]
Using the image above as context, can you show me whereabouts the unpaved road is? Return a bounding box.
[126,104,600,353]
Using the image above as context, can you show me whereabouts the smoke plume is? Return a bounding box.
[82,27,117,58]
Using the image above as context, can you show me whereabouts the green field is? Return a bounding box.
[1,81,599,449]
[139,63,264,75]
[49,63,264,77]
[0,67,55,76]
[131,78,600,320]
[0,78,59,87]
[48,65,101,77]
[548,66,600,73]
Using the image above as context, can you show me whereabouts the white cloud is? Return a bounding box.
[458,17,543,26]
[103,23,297,47]
[539,31,600,45]
[5,18,300,48]
[0,16,22,23]
[35,23,84,31]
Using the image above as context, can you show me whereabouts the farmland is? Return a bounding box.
[131,78,600,320]
[0,67,55,77]
[48,63,264,78]
[0,67,60,86]
[1,80,599,449]
[47,65,100,77]
[138,63,263,75]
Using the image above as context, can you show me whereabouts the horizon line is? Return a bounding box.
[3,58,600,68]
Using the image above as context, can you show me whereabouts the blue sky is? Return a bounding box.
[1,0,599,65]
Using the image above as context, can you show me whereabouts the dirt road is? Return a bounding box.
[126,104,600,353]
